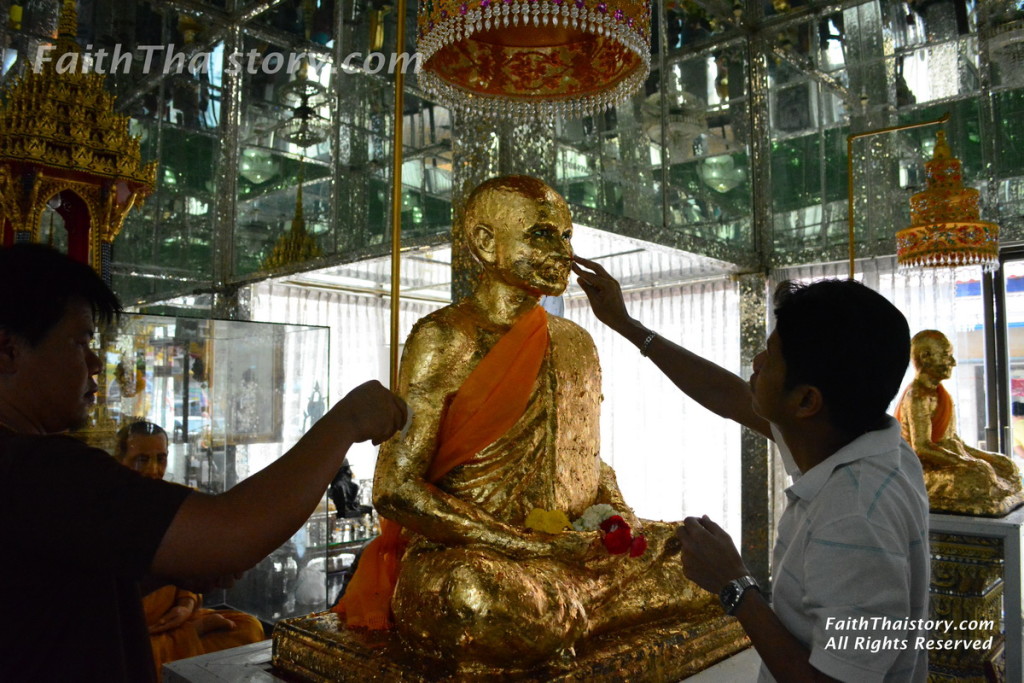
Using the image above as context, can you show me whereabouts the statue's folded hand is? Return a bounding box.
[973,450,1019,479]
[921,444,967,468]
[540,529,601,565]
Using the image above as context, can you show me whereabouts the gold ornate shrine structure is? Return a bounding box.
[927,507,1024,683]
[0,0,155,283]
[928,532,1005,682]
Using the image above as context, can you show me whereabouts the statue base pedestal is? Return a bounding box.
[929,531,1004,681]
[929,508,1024,682]
[929,491,1024,518]
[272,611,749,682]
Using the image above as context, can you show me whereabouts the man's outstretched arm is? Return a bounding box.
[572,256,771,439]
[151,380,407,579]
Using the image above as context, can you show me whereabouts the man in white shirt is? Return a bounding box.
[572,258,928,682]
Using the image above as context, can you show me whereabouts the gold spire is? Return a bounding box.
[0,0,156,187]
[293,180,305,228]
[932,130,952,161]
[261,165,323,271]
[56,0,80,55]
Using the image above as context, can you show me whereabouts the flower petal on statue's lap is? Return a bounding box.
[602,525,633,554]
[629,534,648,557]
[599,514,629,534]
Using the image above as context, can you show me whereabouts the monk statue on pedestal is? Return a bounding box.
[332,176,719,674]
[895,329,1024,516]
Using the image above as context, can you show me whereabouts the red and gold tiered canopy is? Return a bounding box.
[896,131,999,273]
[416,0,651,120]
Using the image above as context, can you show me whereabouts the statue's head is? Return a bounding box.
[911,330,956,380]
[463,175,573,297]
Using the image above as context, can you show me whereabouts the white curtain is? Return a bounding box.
[774,257,986,446]
[565,278,742,535]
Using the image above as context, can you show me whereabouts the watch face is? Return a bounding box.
[720,583,739,609]
[720,577,757,614]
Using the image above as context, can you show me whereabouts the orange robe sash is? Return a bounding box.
[333,305,550,629]
[931,384,953,442]
[894,382,953,443]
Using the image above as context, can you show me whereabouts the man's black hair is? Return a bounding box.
[0,244,122,346]
[773,278,910,437]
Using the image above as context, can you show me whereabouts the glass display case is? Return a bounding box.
[83,313,374,627]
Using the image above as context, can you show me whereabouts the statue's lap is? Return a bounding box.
[273,522,746,681]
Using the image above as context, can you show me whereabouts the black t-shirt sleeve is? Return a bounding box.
[0,434,192,577]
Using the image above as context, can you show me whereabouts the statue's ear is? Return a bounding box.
[470,223,497,264]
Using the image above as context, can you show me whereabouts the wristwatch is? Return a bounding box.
[719,575,760,615]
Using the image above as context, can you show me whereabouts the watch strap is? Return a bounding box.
[721,575,760,615]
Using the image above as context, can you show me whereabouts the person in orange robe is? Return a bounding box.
[116,421,265,680]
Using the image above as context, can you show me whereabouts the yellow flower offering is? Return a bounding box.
[524,508,572,534]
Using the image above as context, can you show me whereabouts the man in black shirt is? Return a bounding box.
[0,244,407,681]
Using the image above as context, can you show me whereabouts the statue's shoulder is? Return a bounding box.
[903,380,938,402]
[548,314,598,352]
[404,305,478,357]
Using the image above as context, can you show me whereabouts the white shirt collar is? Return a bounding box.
[786,417,903,502]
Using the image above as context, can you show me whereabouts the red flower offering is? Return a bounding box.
[599,515,633,554]
[629,534,648,557]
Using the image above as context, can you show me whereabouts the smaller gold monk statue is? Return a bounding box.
[895,330,1024,516]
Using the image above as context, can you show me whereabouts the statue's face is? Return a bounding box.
[122,433,169,480]
[918,337,956,380]
[487,187,574,297]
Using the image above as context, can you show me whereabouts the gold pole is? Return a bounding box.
[846,112,950,279]
[389,0,408,390]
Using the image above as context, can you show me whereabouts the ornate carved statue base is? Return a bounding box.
[273,609,749,682]
[928,533,1005,682]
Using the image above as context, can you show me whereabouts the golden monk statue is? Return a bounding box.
[895,330,1024,516]
[332,175,717,673]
